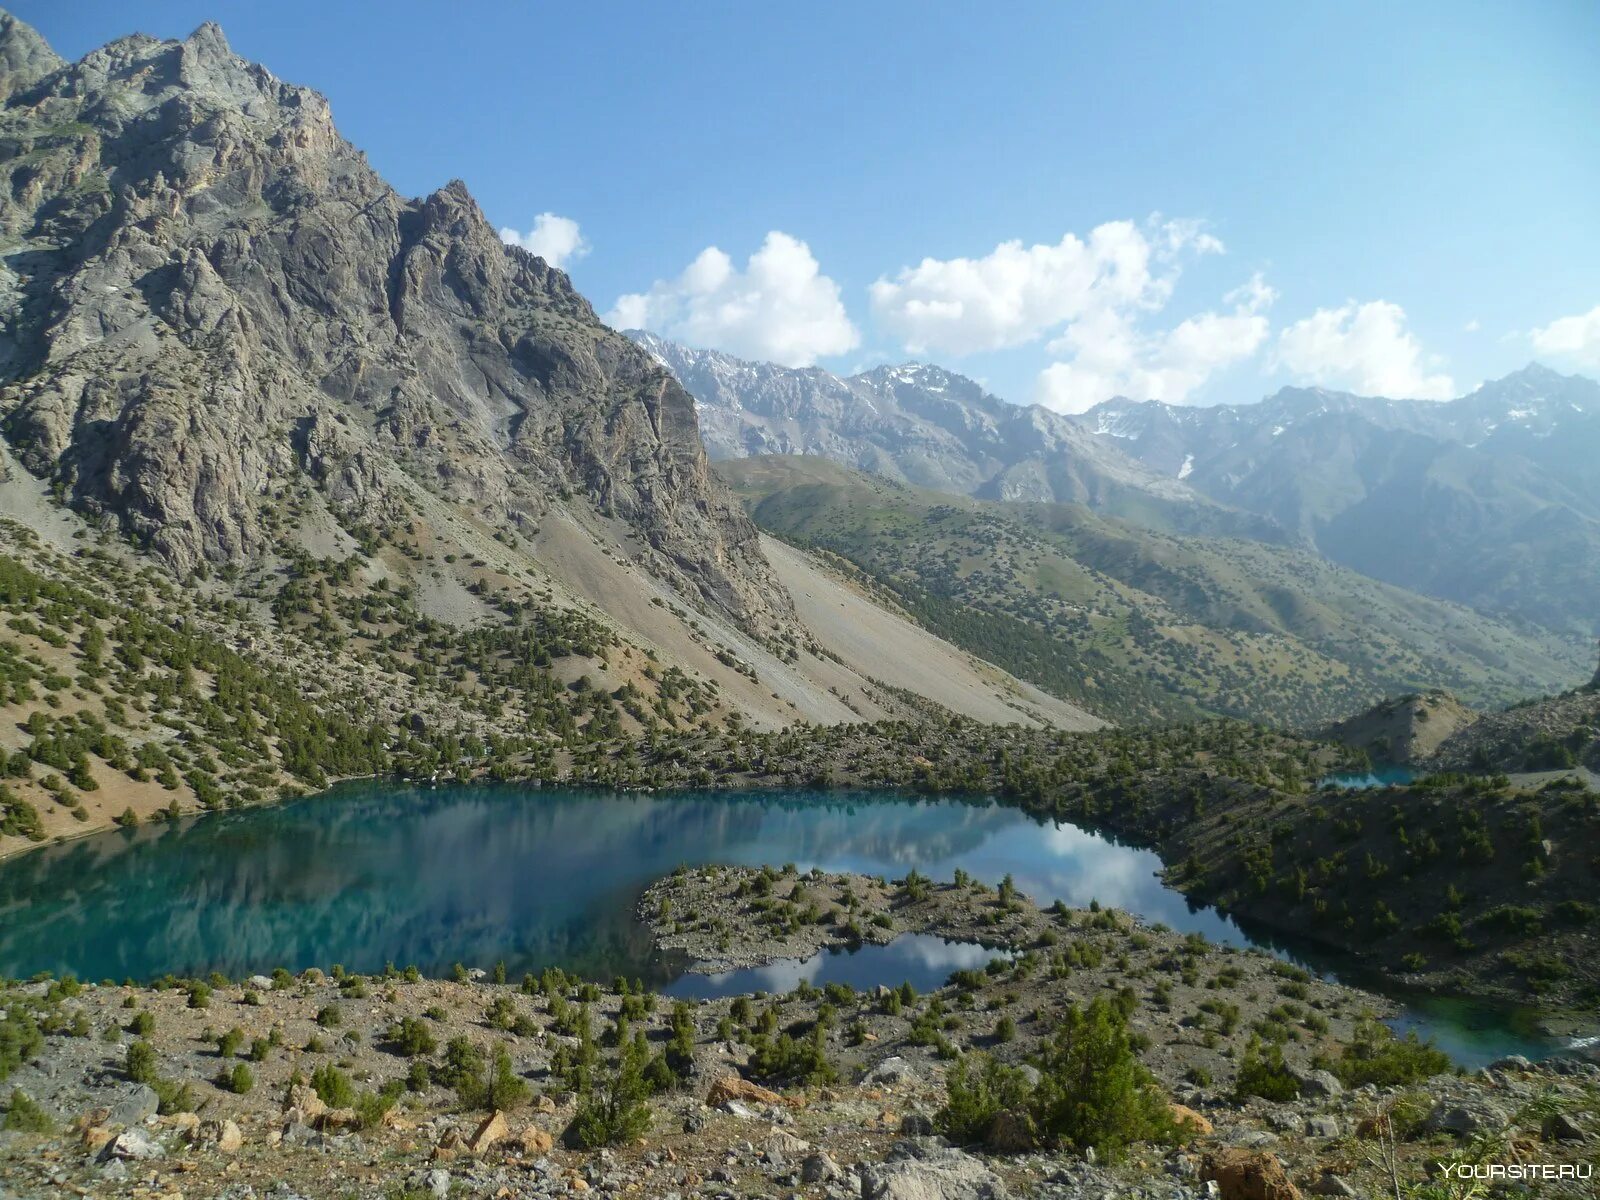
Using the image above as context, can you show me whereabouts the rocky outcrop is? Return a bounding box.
[0,13,790,635]
[1320,690,1478,765]
[859,1141,1011,1200]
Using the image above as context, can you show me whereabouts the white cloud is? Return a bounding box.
[1035,272,1276,414]
[1272,300,1455,399]
[604,232,859,367]
[1530,304,1600,369]
[869,217,1222,357]
[499,213,590,270]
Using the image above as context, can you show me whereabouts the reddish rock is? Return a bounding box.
[1203,1148,1302,1200]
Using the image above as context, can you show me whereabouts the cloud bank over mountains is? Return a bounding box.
[504,207,1597,409]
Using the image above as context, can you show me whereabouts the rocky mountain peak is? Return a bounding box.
[0,10,60,99]
[0,15,793,636]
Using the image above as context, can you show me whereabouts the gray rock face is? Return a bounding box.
[0,10,60,98]
[0,15,789,636]
[1424,1099,1507,1137]
[1293,1069,1343,1099]
[103,1083,160,1128]
[859,1140,1010,1200]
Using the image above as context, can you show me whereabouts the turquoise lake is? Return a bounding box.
[0,783,1572,1067]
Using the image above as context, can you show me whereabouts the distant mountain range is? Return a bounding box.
[634,333,1599,638]
[628,332,1279,541]
[1083,366,1600,634]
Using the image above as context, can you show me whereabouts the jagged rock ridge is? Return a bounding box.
[0,14,789,635]
[631,331,1277,539]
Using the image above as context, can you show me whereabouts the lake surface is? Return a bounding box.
[0,782,1573,1067]
[1319,767,1419,789]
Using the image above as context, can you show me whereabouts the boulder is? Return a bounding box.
[515,1125,554,1154]
[801,1150,842,1183]
[1293,1070,1343,1099]
[1202,1148,1302,1200]
[100,1127,164,1162]
[861,1140,1010,1199]
[1170,1103,1214,1140]
[468,1109,509,1153]
[194,1118,243,1153]
[1424,1100,1506,1137]
[706,1075,790,1108]
[103,1084,160,1128]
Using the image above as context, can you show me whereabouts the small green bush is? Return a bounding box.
[310,1063,355,1109]
[2,1089,52,1133]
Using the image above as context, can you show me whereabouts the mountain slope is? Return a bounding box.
[1081,368,1600,634]
[0,18,792,635]
[631,332,1278,540]
[718,456,1589,726]
[0,13,1113,858]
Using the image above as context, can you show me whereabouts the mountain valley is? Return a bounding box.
[1,12,1598,1200]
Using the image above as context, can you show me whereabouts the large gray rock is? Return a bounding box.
[800,1150,841,1183]
[100,1127,164,1161]
[1293,1069,1343,1099]
[1425,1100,1507,1137]
[1305,1115,1342,1139]
[860,1141,1010,1200]
[103,1084,160,1128]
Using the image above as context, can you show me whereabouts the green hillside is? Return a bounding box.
[717,456,1588,727]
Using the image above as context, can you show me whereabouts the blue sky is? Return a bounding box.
[14,1,1600,408]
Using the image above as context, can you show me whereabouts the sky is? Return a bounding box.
[13,1,1600,410]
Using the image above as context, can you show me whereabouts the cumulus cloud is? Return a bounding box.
[604,232,858,367]
[1035,272,1276,414]
[499,213,590,269]
[1272,300,1454,399]
[869,218,1221,357]
[1530,304,1600,369]
[870,217,1264,413]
